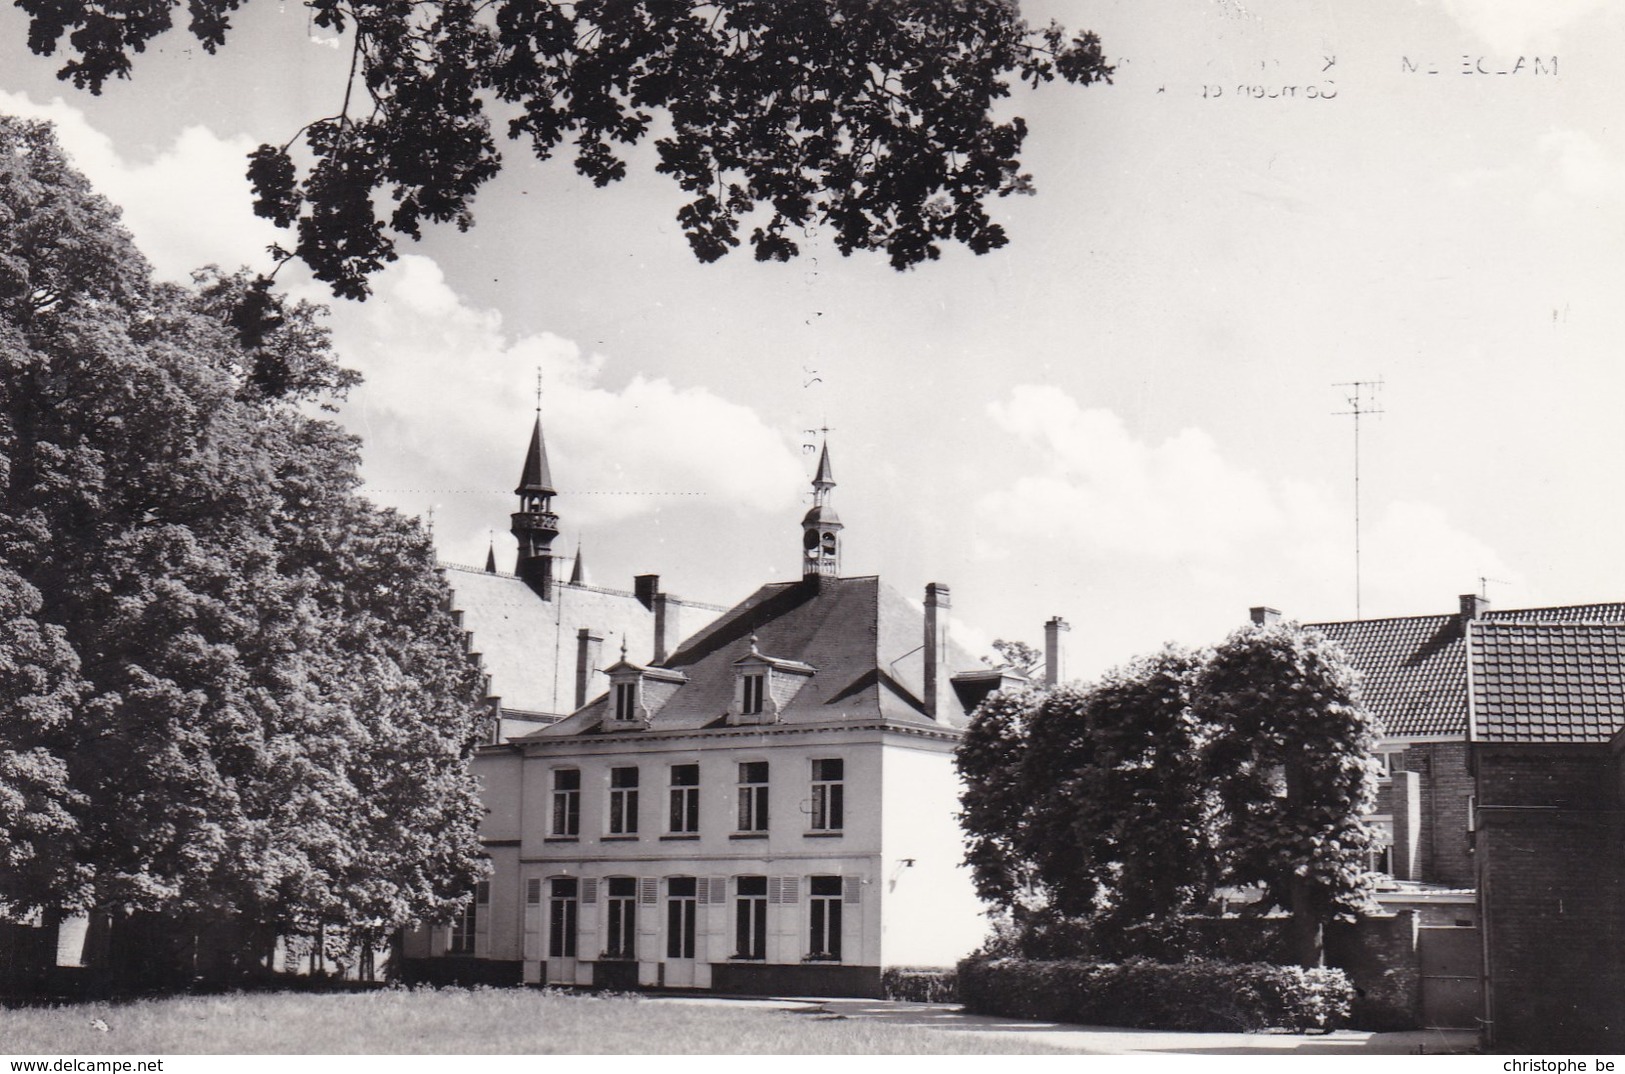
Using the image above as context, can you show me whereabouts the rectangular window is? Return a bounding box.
[669,764,700,833]
[737,761,769,831]
[449,881,488,954]
[735,876,767,960]
[609,766,639,835]
[551,768,581,836]
[810,758,844,831]
[605,877,637,959]
[548,878,578,958]
[666,877,698,959]
[742,673,765,715]
[614,682,636,720]
[1366,818,1395,875]
[808,876,842,960]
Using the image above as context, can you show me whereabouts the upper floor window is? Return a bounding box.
[742,672,766,716]
[737,761,769,832]
[614,681,637,721]
[670,764,700,833]
[810,758,844,831]
[551,769,581,837]
[609,766,639,835]
[1376,749,1406,780]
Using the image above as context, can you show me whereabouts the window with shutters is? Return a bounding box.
[609,766,639,835]
[669,764,700,833]
[548,877,578,958]
[605,877,637,959]
[810,758,844,831]
[808,876,842,961]
[551,768,581,837]
[737,761,769,832]
[741,672,766,716]
[734,876,767,960]
[449,881,488,955]
[666,877,698,959]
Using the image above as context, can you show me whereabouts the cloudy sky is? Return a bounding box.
[2,0,1620,679]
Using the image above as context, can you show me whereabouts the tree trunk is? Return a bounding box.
[1288,875,1324,967]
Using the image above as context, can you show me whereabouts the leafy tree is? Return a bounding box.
[14,0,1113,298]
[1197,623,1380,967]
[983,638,1042,674]
[0,117,489,974]
[957,625,1378,966]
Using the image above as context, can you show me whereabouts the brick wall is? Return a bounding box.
[1411,742,1476,887]
[1326,912,1422,1030]
[1477,746,1625,1050]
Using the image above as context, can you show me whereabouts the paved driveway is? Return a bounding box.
[647,995,1480,1055]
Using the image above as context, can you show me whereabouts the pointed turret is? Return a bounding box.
[484,539,497,574]
[511,415,561,597]
[801,441,843,580]
[569,542,589,586]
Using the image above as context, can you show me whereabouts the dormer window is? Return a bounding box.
[614,681,637,721]
[742,673,766,716]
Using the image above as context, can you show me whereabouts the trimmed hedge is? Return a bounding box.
[958,956,1353,1033]
[881,966,958,1003]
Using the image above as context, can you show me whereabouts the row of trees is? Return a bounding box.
[0,117,490,980]
[958,623,1382,966]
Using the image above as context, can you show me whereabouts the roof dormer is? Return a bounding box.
[728,635,815,726]
[601,647,688,730]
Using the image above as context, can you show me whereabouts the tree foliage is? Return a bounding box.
[14,0,1113,298]
[0,117,488,956]
[957,624,1380,964]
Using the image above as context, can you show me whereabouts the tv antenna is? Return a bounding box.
[1480,575,1509,601]
[1334,380,1384,618]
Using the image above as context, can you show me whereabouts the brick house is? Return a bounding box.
[1254,598,1625,1043]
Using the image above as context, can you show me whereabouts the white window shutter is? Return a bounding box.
[526,879,543,905]
[843,875,862,904]
[522,882,542,962]
[581,877,598,905]
[639,876,659,905]
[779,876,800,904]
[710,876,728,904]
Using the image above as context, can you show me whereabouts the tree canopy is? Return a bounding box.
[0,117,488,966]
[957,623,1381,966]
[13,0,1113,298]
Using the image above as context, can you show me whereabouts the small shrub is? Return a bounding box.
[957,956,1354,1033]
[881,967,958,1004]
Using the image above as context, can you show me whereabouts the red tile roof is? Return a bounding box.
[1310,603,1625,738]
[1469,621,1625,744]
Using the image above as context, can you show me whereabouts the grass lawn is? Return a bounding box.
[0,988,1061,1054]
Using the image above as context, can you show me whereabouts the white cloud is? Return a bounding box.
[976,385,1514,619]
[1434,0,1608,53]
[317,256,805,566]
[0,91,279,280]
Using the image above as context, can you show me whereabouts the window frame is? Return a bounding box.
[810,758,844,832]
[669,763,700,833]
[666,877,698,960]
[548,877,578,959]
[605,877,638,960]
[734,876,768,960]
[551,768,581,837]
[609,766,640,835]
[737,760,769,832]
[807,875,842,961]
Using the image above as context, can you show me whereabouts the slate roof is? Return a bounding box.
[1469,621,1625,744]
[535,575,982,737]
[1312,603,1625,739]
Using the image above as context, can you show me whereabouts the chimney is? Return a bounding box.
[1459,593,1489,622]
[575,629,603,710]
[634,573,659,609]
[1250,606,1282,627]
[653,593,680,664]
[1044,616,1070,686]
[923,583,951,720]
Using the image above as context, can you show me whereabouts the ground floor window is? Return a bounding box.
[808,876,842,961]
[606,877,637,959]
[449,881,487,954]
[549,878,578,958]
[666,877,698,959]
[735,876,767,960]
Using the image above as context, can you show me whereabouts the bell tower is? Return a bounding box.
[800,442,842,581]
[511,414,560,598]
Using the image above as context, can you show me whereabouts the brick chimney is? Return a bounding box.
[1250,606,1282,627]
[634,574,659,609]
[653,593,680,663]
[1044,616,1070,686]
[574,628,603,710]
[1459,593,1489,622]
[924,583,951,719]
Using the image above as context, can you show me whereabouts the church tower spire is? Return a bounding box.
[801,441,842,581]
[511,413,560,597]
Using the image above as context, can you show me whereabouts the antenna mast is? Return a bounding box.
[1334,380,1384,619]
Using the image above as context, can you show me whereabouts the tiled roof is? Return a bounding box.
[537,575,982,737]
[1310,602,1625,738]
[1469,621,1625,744]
